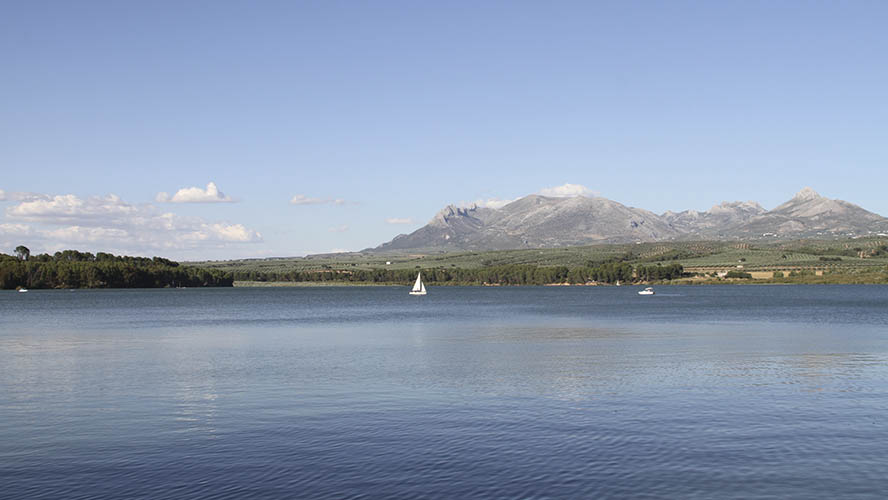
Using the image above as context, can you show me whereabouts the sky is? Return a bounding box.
[2,1,887,260]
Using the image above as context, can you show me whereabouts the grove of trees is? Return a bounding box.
[0,249,232,289]
[229,262,684,286]
[2,247,684,289]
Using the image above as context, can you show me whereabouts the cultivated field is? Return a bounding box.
[191,238,888,284]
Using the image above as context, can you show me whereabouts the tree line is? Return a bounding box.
[0,248,232,289]
[231,262,684,285]
[3,246,684,289]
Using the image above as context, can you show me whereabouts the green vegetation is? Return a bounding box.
[768,267,888,284]
[9,237,888,289]
[0,249,232,289]
[193,237,888,286]
[725,271,752,279]
[218,261,683,286]
[14,245,30,261]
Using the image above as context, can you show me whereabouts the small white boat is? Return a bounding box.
[409,272,427,296]
[17,288,28,293]
[638,287,655,295]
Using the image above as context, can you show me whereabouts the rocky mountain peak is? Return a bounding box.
[430,204,478,227]
[708,201,765,215]
[792,187,822,202]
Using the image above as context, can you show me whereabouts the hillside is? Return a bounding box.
[192,237,888,284]
[376,196,678,252]
[372,188,888,252]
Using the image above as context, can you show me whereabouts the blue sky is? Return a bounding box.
[2,1,887,259]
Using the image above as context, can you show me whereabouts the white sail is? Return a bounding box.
[410,272,427,295]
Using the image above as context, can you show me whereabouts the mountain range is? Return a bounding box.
[372,188,888,252]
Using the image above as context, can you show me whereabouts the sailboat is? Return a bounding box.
[409,272,427,296]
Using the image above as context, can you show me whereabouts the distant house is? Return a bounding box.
[717,271,728,278]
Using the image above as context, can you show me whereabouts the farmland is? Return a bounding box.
[189,238,888,285]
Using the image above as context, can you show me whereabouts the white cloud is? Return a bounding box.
[385,217,415,225]
[9,194,138,222]
[0,223,32,236]
[474,198,516,209]
[328,225,349,233]
[156,181,234,203]
[182,223,259,242]
[2,192,261,256]
[289,194,347,206]
[538,183,597,198]
[43,226,130,242]
[0,190,52,203]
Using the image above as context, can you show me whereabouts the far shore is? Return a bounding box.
[234,281,394,287]
[234,278,887,287]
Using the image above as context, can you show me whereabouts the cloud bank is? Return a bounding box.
[1,192,261,257]
[156,181,234,203]
[0,190,52,203]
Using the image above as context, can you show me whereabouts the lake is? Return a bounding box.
[2,285,888,499]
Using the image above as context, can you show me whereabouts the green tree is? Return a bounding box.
[14,245,30,261]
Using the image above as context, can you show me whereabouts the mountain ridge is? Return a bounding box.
[371,188,888,252]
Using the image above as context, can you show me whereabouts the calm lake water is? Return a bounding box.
[2,285,888,499]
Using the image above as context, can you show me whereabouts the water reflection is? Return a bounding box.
[3,287,888,499]
[393,321,888,402]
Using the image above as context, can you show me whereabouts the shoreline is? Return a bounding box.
[234,279,888,287]
[5,280,886,290]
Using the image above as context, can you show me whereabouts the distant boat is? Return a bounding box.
[638,287,655,295]
[409,272,427,296]
[17,288,28,293]
[616,280,621,286]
